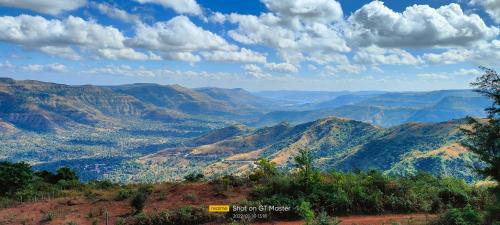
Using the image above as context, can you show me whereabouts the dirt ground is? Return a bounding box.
[254,214,436,225]
[0,183,436,225]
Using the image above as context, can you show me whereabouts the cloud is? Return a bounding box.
[38,46,82,60]
[225,0,349,72]
[348,1,499,48]
[93,2,139,23]
[0,14,173,61]
[0,15,125,48]
[261,0,343,23]
[209,12,226,24]
[423,49,472,64]
[455,68,481,76]
[306,52,349,65]
[0,0,86,15]
[21,63,67,72]
[227,13,349,52]
[201,48,266,63]
[417,73,450,80]
[133,0,202,15]
[128,16,236,54]
[423,40,500,66]
[243,64,269,78]
[469,39,500,66]
[324,64,366,75]
[0,61,14,69]
[265,62,299,73]
[470,0,500,23]
[163,52,200,62]
[0,14,152,60]
[96,48,159,60]
[85,65,158,77]
[353,46,422,65]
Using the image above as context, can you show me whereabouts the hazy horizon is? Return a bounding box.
[0,76,479,93]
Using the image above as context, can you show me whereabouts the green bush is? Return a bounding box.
[210,175,245,196]
[90,180,117,189]
[297,201,315,225]
[0,161,33,196]
[184,172,204,182]
[40,211,55,222]
[313,211,341,225]
[131,191,149,213]
[182,193,197,202]
[431,206,483,225]
[115,188,134,201]
[248,166,490,216]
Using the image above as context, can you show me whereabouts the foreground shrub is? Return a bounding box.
[313,211,341,225]
[115,188,134,201]
[184,172,204,182]
[430,205,483,225]
[297,201,315,225]
[131,191,149,213]
[130,206,221,225]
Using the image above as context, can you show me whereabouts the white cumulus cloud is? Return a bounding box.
[354,46,422,65]
[22,63,67,72]
[265,62,299,73]
[201,48,266,63]
[129,16,236,53]
[0,14,151,60]
[348,1,499,48]
[471,0,500,23]
[94,2,139,23]
[0,0,86,15]
[261,0,343,23]
[423,49,473,64]
[134,0,202,15]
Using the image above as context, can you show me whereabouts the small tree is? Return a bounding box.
[249,158,278,182]
[131,191,149,214]
[297,200,315,225]
[55,167,79,181]
[295,148,320,194]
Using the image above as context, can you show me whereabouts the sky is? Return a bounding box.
[0,0,499,91]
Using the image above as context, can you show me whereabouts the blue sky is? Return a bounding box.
[0,0,498,91]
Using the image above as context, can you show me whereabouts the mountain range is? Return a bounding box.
[253,90,490,127]
[134,117,480,183]
[0,78,490,183]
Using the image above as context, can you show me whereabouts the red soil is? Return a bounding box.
[254,214,436,225]
[0,183,436,225]
[0,183,249,225]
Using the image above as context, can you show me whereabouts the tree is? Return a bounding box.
[0,161,33,195]
[55,167,79,181]
[295,148,320,193]
[461,67,499,222]
[249,158,278,182]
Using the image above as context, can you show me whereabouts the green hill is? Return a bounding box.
[133,117,480,183]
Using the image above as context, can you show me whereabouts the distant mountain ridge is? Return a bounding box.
[0,78,490,132]
[253,90,490,127]
[0,78,277,132]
